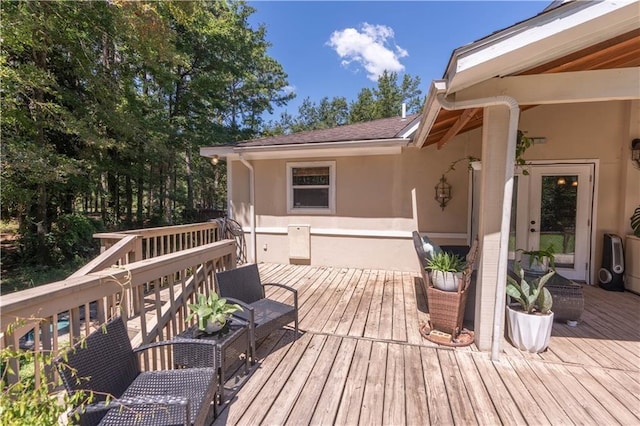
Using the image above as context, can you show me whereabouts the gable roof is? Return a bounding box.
[200,114,421,161]
[237,114,420,147]
[416,0,640,148]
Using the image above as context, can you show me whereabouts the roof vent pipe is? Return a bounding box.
[401,103,406,119]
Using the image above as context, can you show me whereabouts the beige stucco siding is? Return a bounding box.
[229,142,475,270]
[228,100,638,275]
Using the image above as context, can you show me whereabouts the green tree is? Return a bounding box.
[349,88,377,123]
[1,0,293,264]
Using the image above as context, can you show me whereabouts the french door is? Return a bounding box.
[512,164,594,281]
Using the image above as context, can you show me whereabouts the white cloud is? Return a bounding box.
[281,85,296,95]
[327,23,408,81]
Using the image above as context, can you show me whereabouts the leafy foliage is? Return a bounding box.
[2,1,291,265]
[518,244,556,271]
[17,214,103,266]
[426,251,466,273]
[187,292,243,331]
[506,262,554,314]
[268,71,423,133]
[1,321,94,426]
[630,205,640,237]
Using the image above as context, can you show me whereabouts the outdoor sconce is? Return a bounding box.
[434,175,452,211]
[632,138,640,169]
[211,154,220,165]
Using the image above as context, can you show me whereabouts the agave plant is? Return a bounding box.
[506,262,554,314]
[187,292,242,331]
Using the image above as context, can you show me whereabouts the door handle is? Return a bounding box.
[530,228,537,233]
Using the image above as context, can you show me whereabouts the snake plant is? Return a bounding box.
[506,262,554,314]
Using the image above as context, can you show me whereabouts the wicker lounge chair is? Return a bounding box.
[215,263,298,361]
[55,317,219,425]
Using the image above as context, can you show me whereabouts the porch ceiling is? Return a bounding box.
[424,29,640,148]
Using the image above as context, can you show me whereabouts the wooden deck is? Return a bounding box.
[214,263,640,425]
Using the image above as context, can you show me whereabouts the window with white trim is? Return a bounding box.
[287,161,335,214]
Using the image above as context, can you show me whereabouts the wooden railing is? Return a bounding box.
[1,239,236,387]
[87,222,220,269]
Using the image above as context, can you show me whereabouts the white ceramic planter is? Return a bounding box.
[506,305,554,353]
[205,318,225,334]
[430,271,463,292]
[521,254,549,274]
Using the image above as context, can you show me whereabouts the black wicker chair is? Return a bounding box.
[215,263,298,361]
[54,317,219,425]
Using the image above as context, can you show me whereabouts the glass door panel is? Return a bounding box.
[527,165,593,281]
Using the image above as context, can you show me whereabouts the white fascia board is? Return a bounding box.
[201,139,408,160]
[448,1,640,93]
[200,145,236,159]
[225,144,403,161]
[454,67,640,105]
[398,121,421,139]
[415,80,448,148]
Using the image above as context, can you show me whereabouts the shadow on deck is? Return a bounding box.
[214,263,640,425]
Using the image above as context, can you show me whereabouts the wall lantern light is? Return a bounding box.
[434,175,452,211]
[632,138,640,169]
[211,154,220,165]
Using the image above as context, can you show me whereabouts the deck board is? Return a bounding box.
[213,263,640,426]
[359,341,387,425]
[309,338,358,425]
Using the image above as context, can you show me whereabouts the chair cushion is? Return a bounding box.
[421,234,443,262]
[98,367,216,425]
[234,298,296,327]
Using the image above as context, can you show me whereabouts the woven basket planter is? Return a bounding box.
[426,285,470,336]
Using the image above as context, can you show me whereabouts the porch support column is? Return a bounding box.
[474,105,512,351]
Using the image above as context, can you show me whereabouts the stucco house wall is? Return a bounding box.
[229,139,475,270]
[228,100,638,277]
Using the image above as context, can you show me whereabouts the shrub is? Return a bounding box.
[18,214,104,266]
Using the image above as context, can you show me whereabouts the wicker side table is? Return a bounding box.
[174,319,250,404]
[524,271,584,322]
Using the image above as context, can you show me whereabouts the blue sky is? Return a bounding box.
[248,1,549,119]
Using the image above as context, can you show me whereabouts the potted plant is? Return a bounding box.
[427,251,467,292]
[631,205,640,237]
[187,292,242,334]
[518,244,556,274]
[505,262,555,353]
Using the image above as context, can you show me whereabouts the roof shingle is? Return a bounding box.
[237,114,420,147]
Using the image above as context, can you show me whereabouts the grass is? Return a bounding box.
[540,233,575,254]
[509,233,576,254]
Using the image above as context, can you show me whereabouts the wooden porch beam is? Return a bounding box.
[454,67,640,105]
[436,108,480,149]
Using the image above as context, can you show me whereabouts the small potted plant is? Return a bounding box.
[427,251,467,292]
[505,262,555,353]
[631,205,640,237]
[187,292,242,334]
[518,244,556,274]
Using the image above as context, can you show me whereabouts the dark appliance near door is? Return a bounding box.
[598,233,625,291]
